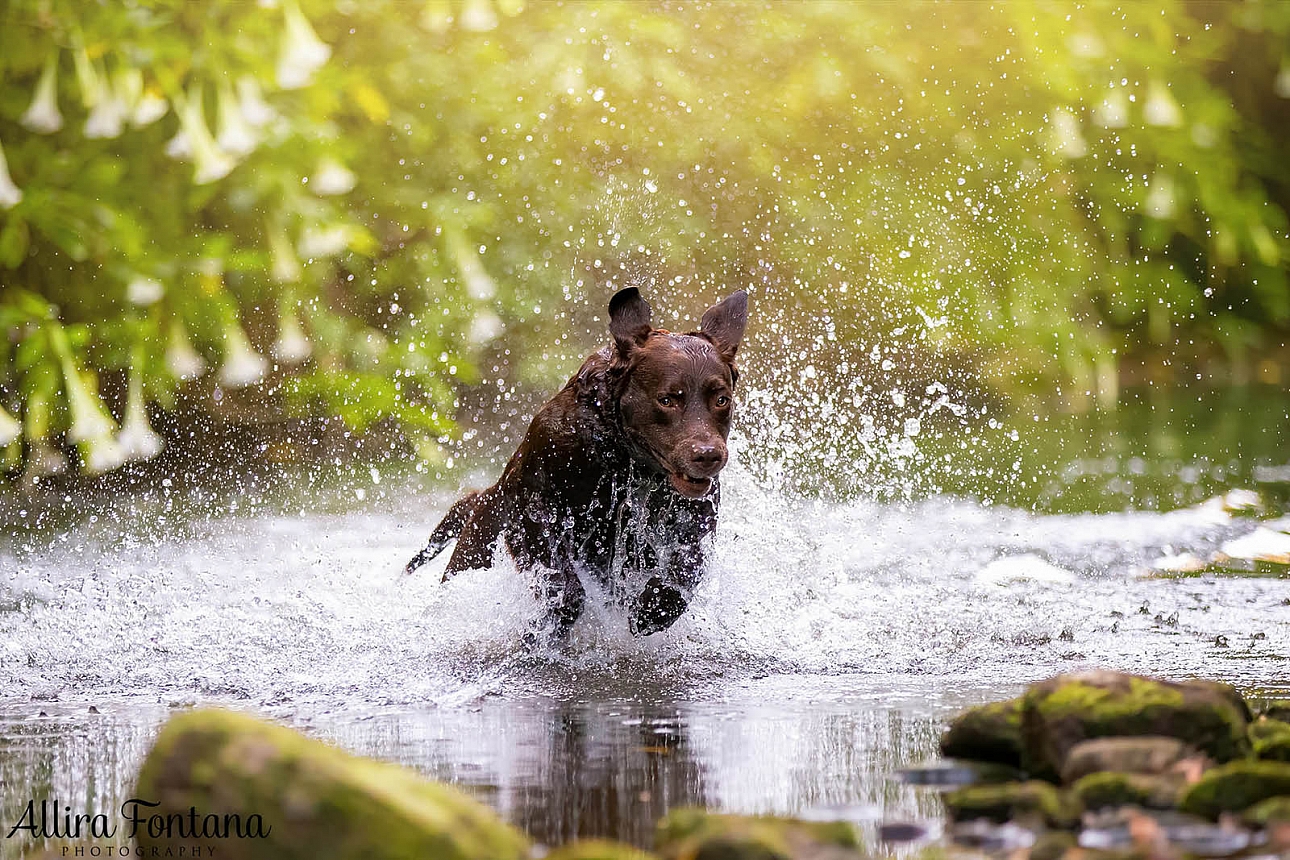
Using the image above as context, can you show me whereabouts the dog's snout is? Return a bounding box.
[687,442,726,475]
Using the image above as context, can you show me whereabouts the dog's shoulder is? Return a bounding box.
[515,346,622,461]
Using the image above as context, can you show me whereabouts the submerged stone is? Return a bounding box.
[1060,736,1193,784]
[948,819,1038,852]
[1029,829,1077,860]
[1019,671,1249,781]
[1178,760,1290,819]
[1078,808,1251,856]
[897,758,1023,786]
[543,840,660,860]
[939,698,1024,767]
[655,809,862,860]
[1070,771,1182,810]
[943,781,1081,829]
[133,708,530,860]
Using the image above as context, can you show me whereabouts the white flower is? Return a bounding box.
[216,80,258,156]
[114,67,143,112]
[218,318,268,388]
[132,92,168,126]
[298,224,349,258]
[126,274,164,306]
[81,432,126,475]
[82,61,126,139]
[1145,175,1176,220]
[85,93,126,139]
[174,86,235,184]
[165,129,191,160]
[72,36,103,109]
[0,139,22,210]
[1144,83,1182,127]
[468,310,504,344]
[47,324,118,449]
[269,224,303,283]
[1093,89,1129,129]
[116,359,164,463]
[1048,108,1086,158]
[21,55,64,134]
[62,364,117,444]
[277,0,331,89]
[460,0,498,32]
[236,75,277,127]
[311,157,356,195]
[166,321,208,380]
[0,404,20,448]
[272,305,312,364]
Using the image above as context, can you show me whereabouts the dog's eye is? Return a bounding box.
[715,395,731,408]
[658,395,675,407]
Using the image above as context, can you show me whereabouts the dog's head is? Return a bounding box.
[607,287,748,499]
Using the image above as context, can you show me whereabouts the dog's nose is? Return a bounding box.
[688,443,725,474]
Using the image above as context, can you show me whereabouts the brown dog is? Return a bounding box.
[406,287,748,638]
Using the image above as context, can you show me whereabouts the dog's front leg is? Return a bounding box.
[628,542,704,637]
[532,565,586,643]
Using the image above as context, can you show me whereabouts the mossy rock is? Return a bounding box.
[655,809,861,860]
[942,781,1082,829]
[1178,760,1290,819]
[939,698,1024,768]
[1242,796,1290,827]
[1060,736,1191,784]
[543,840,661,860]
[1254,733,1290,762]
[1019,671,1249,782]
[1070,771,1181,810]
[133,708,529,860]
[1030,830,1077,860]
[1249,717,1290,744]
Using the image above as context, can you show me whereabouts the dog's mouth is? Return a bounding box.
[667,471,713,499]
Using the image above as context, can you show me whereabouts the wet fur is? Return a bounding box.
[406,287,748,638]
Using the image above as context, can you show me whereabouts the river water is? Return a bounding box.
[1,387,1287,857]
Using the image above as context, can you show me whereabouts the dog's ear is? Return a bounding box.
[608,287,653,359]
[700,289,748,360]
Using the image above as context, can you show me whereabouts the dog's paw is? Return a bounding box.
[629,578,689,637]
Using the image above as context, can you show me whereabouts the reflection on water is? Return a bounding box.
[0,679,972,857]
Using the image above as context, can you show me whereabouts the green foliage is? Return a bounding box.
[1,0,1288,475]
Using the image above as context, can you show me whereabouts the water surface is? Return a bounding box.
[1,389,1287,857]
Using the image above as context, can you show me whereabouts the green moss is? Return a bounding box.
[134,708,530,860]
[1030,830,1078,860]
[1243,796,1290,827]
[655,809,859,860]
[1250,718,1290,743]
[1070,772,1179,810]
[1254,733,1290,762]
[543,840,661,860]
[1020,672,1250,781]
[939,698,1024,767]
[943,781,1082,829]
[1178,760,1290,819]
